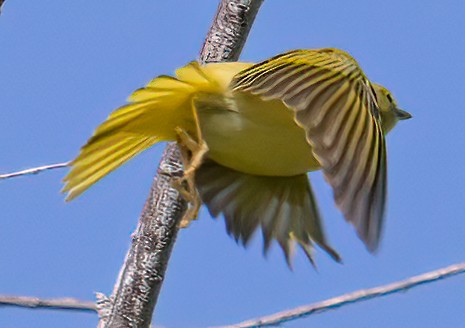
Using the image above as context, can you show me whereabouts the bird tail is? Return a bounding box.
[63,62,219,201]
[195,159,340,266]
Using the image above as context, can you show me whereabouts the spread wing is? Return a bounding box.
[195,159,341,266]
[231,49,387,251]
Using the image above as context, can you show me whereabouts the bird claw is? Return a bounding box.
[171,174,201,228]
[173,127,209,228]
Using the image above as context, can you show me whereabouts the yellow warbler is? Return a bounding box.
[63,49,411,264]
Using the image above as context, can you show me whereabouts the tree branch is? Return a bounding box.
[217,262,465,328]
[0,294,96,313]
[0,162,69,180]
[2,262,464,327]
[97,2,264,327]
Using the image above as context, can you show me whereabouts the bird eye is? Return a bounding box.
[386,93,393,102]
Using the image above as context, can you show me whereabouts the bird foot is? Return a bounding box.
[173,127,209,228]
[171,176,201,228]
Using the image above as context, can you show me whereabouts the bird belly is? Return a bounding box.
[195,94,321,176]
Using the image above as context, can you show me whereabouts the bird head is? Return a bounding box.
[372,83,412,133]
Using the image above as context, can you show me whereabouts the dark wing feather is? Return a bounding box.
[232,49,387,251]
[195,159,340,266]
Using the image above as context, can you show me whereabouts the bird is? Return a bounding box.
[62,48,411,265]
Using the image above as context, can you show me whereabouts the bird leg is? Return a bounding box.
[173,127,209,228]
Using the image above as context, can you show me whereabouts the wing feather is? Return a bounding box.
[232,49,387,251]
[195,159,340,264]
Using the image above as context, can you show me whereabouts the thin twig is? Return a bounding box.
[0,295,96,313]
[0,162,69,180]
[217,262,465,328]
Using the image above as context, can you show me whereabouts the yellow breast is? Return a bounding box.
[195,93,321,176]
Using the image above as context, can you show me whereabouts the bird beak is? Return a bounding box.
[395,108,412,120]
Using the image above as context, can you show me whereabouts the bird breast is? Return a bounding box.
[194,93,321,176]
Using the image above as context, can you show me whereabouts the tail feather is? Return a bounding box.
[63,66,209,200]
[63,135,158,200]
[175,62,213,85]
[195,159,341,265]
[128,88,179,102]
[146,75,193,89]
[65,136,155,180]
[63,61,250,200]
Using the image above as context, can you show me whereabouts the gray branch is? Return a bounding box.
[97,1,264,327]
[0,162,69,180]
[2,262,464,327]
[0,294,96,313]
[217,262,465,328]
[200,0,264,63]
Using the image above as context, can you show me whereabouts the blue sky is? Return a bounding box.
[1,1,465,327]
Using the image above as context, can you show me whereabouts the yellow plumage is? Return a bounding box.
[63,62,240,200]
[63,49,411,264]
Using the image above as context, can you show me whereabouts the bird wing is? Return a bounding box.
[231,49,387,251]
[195,159,340,265]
